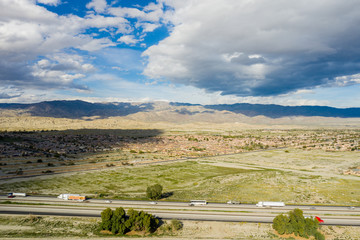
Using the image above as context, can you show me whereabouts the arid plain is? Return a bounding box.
[0,104,359,239]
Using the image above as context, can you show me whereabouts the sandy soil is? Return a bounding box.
[202,149,360,181]
[1,220,360,240]
[0,225,32,231]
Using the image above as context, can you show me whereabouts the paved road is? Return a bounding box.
[1,196,360,226]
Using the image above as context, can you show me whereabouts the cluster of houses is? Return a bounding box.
[0,133,127,159]
[343,167,360,176]
[1,130,358,161]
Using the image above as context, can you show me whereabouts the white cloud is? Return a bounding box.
[79,73,331,107]
[0,86,23,99]
[31,53,91,89]
[0,0,139,95]
[108,2,166,33]
[108,7,145,19]
[43,53,96,73]
[144,0,360,97]
[137,22,160,33]
[84,14,129,30]
[79,37,117,51]
[37,0,61,6]
[333,74,360,87]
[117,35,139,45]
[0,0,58,23]
[0,2,122,62]
[86,0,107,13]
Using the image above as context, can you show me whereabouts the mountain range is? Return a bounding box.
[0,100,359,119]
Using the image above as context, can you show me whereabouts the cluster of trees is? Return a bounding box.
[273,208,325,240]
[146,184,163,200]
[100,207,159,235]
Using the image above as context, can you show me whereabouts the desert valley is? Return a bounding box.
[0,101,359,239]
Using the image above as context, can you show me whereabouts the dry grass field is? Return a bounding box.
[0,115,359,239]
[1,148,359,205]
[0,215,359,239]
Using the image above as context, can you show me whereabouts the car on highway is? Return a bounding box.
[148,201,157,205]
[104,200,112,203]
[315,216,324,223]
[227,200,240,204]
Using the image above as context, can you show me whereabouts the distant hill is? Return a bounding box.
[0,100,153,119]
[0,100,359,119]
[202,103,360,118]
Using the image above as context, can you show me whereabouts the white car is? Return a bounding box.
[104,200,112,203]
[148,201,157,205]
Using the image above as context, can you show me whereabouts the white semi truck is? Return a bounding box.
[256,201,285,207]
[58,194,86,201]
[7,192,27,198]
[189,200,207,206]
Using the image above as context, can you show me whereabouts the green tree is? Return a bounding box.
[289,208,306,237]
[273,208,323,239]
[124,208,159,233]
[272,214,289,235]
[304,217,318,237]
[143,212,159,233]
[111,207,126,234]
[100,207,159,235]
[146,184,163,200]
[100,208,113,231]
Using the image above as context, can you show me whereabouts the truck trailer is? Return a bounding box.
[7,192,27,198]
[58,194,86,201]
[256,201,285,207]
[189,200,207,206]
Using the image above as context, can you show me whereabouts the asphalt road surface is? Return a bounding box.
[1,196,360,226]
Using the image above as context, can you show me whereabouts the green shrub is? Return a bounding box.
[146,184,163,200]
[170,219,183,231]
[314,231,325,240]
[272,214,289,235]
[273,208,321,239]
[99,207,159,235]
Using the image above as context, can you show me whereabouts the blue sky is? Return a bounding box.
[1,0,360,107]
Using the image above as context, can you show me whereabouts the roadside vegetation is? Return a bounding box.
[273,208,325,240]
[99,207,159,235]
[0,215,99,238]
[0,213,183,238]
[1,151,359,205]
[146,184,163,200]
[1,215,359,239]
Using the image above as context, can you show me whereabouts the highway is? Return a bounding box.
[1,196,360,226]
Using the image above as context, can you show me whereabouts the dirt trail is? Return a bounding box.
[203,161,360,181]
